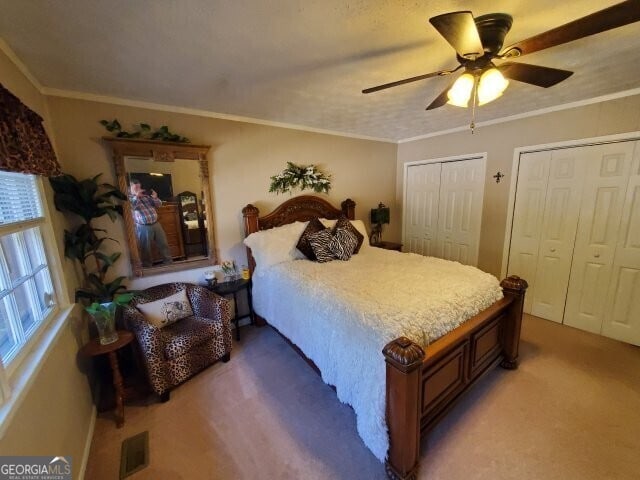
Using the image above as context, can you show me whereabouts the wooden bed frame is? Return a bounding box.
[242,195,527,480]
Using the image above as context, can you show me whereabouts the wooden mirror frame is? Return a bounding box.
[104,137,217,277]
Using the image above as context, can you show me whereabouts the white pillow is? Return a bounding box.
[137,289,194,328]
[320,218,370,251]
[243,221,307,272]
[350,220,371,251]
[319,218,337,228]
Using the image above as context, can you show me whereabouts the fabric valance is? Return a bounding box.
[0,83,62,177]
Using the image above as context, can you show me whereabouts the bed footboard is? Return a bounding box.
[382,275,528,480]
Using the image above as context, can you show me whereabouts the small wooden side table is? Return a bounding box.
[80,330,134,428]
[207,278,254,341]
[371,241,403,252]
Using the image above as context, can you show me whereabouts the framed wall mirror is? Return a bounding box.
[104,137,217,277]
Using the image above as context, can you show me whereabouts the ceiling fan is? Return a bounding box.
[362,1,640,118]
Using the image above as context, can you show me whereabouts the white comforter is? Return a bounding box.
[252,247,503,461]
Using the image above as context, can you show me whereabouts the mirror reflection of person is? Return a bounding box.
[129,179,172,267]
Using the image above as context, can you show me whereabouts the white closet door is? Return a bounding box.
[437,157,486,266]
[507,151,551,314]
[405,163,441,256]
[564,142,636,333]
[600,142,640,345]
[530,148,586,323]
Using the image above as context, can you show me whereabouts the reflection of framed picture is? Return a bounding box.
[128,172,173,200]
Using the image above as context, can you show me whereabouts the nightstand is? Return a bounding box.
[371,241,403,252]
[207,278,254,341]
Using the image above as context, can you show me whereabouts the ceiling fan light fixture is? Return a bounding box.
[477,67,509,105]
[446,73,475,107]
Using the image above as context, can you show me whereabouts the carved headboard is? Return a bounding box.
[241,195,356,273]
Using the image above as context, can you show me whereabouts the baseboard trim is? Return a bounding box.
[78,405,96,480]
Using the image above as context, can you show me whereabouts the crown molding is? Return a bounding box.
[3,35,639,146]
[397,87,640,144]
[41,87,396,144]
[0,38,44,93]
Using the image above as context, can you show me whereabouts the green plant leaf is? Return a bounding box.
[114,292,135,305]
[95,251,121,274]
[99,119,122,133]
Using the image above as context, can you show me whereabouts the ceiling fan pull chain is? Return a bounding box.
[470,77,478,134]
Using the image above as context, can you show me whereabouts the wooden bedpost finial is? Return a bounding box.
[242,204,260,237]
[341,198,355,220]
[242,204,259,218]
[500,275,528,371]
[383,336,424,480]
[383,336,425,373]
[500,275,528,294]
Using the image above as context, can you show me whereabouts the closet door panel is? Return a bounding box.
[564,142,636,333]
[530,149,585,322]
[507,151,550,313]
[436,158,485,266]
[405,163,441,256]
[601,142,640,345]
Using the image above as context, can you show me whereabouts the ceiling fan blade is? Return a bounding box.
[499,62,573,88]
[429,11,484,59]
[362,66,460,94]
[426,81,455,110]
[501,0,640,57]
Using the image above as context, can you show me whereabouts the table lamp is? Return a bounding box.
[370,202,390,244]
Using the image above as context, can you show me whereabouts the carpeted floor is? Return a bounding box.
[85,315,640,479]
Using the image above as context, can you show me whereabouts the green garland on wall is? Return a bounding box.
[269,162,331,194]
[99,119,190,143]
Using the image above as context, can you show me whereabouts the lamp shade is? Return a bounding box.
[371,204,390,224]
[477,67,509,105]
[447,73,475,108]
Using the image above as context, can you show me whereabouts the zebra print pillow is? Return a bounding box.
[308,228,335,263]
[330,227,358,261]
[333,216,365,254]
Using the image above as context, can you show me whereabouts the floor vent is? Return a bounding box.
[120,431,149,478]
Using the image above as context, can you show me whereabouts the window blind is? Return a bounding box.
[0,171,43,225]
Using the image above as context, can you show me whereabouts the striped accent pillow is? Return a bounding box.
[333,216,364,253]
[330,227,357,261]
[308,228,335,263]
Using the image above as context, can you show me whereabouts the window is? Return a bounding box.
[0,171,57,365]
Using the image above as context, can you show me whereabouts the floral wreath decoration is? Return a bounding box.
[269,162,331,195]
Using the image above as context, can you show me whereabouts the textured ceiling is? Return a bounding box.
[1,0,639,141]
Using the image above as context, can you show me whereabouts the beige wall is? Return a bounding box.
[46,97,398,289]
[0,49,94,479]
[397,94,640,278]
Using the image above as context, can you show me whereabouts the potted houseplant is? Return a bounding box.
[85,293,135,345]
[50,173,134,342]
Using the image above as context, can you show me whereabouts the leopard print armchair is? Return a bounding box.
[123,283,232,400]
